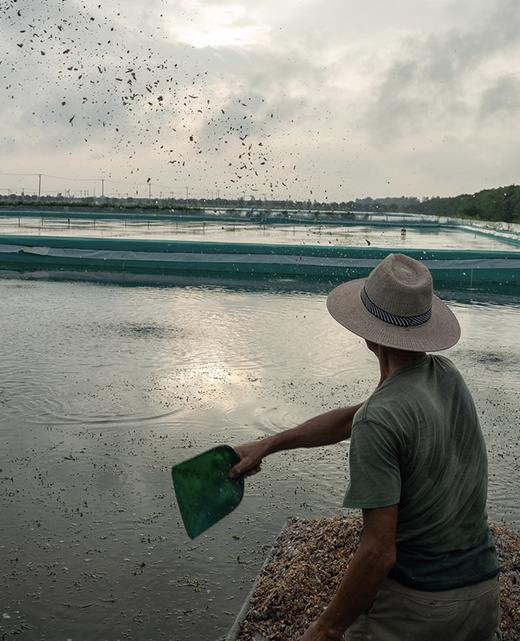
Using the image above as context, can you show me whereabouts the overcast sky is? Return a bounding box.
[1,0,519,200]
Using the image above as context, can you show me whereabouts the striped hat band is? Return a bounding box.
[360,286,432,327]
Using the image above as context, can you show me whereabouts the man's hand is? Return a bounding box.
[229,441,268,479]
[297,618,343,641]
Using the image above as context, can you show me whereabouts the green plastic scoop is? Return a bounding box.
[171,445,244,539]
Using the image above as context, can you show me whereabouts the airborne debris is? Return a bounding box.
[3,0,300,198]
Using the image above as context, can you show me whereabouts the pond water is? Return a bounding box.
[0,216,518,250]
[0,278,519,641]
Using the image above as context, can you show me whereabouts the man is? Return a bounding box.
[229,253,500,641]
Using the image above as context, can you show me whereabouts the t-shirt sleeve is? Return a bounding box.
[343,419,401,509]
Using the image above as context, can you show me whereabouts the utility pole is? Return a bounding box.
[101,178,105,198]
[38,173,42,198]
[148,181,152,199]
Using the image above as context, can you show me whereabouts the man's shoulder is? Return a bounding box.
[353,394,405,438]
[430,353,468,387]
[355,354,467,424]
[430,353,457,370]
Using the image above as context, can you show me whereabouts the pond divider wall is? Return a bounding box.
[0,235,519,290]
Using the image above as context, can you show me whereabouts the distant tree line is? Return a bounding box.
[0,185,519,224]
[410,185,520,223]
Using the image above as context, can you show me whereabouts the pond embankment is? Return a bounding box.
[229,516,519,641]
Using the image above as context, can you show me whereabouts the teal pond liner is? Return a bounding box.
[1,235,520,289]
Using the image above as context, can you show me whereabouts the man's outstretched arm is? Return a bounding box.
[229,404,363,479]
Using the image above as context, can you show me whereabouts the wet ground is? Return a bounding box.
[0,278,519,641]
[0,217,518,250]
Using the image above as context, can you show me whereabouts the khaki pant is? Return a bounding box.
[344,576,500,641]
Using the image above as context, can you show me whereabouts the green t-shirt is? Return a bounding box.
[344,354,499,591]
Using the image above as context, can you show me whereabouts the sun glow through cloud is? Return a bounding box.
[170,3,271,49]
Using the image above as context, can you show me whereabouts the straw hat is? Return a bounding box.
[327,253,460,352]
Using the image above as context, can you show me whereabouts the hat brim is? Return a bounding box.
[327,278,461,352]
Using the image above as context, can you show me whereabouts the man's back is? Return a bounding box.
[344,354,500,590]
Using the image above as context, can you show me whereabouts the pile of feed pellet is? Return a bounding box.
[234,517,519,641]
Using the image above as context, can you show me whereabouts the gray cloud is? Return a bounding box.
[479,75,520,119]
[362,0,520,142]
